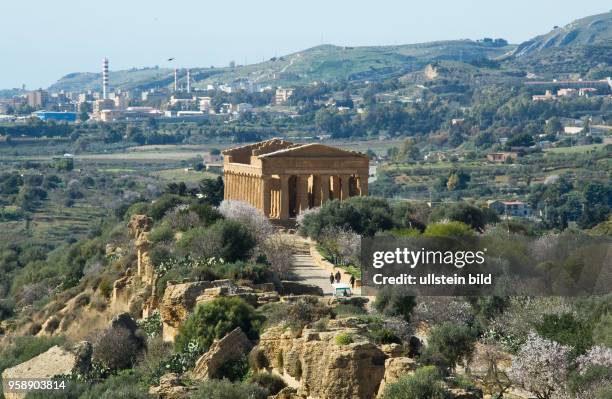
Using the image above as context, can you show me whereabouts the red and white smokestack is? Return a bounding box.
[102,57,109,99]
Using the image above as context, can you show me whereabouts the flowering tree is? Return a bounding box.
[572,346,612,398]
[218,200,273,245]
[262,233,294,279]
[318,226,360,266]
[509,332,570,399]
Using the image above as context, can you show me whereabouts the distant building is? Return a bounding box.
[236,103,253,113]
[27,89,48,108]
[199,97,212,112]
[557,88,577,97]
[488,200,532,218]
[532,90,555,102]
[579,88,597,97]
[275,87,294,105]
[33,111,77,122]
[486,152,519,163]
[564,126,583,135]
[0,98,24,113]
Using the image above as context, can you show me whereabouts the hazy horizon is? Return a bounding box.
[1,0,610,90]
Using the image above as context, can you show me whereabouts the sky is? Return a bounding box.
[0,0,610,89]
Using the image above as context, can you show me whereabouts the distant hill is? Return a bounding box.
[508,11,612,78]
[48,41,513,92]
[513,12,612,57]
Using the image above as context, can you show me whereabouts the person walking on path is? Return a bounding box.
[329,273,335,286]
[335,270,341,283]
[349,275,356,289]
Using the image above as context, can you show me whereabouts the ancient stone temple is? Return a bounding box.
[222,139,369,220]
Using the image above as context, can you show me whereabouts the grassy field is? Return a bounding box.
[151,168,219,184]
[544,143,606,155]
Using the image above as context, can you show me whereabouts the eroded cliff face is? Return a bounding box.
[255,318,419,399]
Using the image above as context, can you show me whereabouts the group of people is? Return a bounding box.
[329,270,356,288]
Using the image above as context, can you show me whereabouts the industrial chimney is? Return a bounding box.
[102,57,109,99]
[186,69,191,94]
[174,68,178,92]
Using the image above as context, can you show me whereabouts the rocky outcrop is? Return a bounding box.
[256,322,386,399]
[149,373,193,399]
[190,327,252,380]
[160,281,211,342]
[376,357,417,397]
[1,342,92,399]
[128,214,153,238]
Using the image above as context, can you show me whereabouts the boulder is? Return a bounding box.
[376,357,417,397]
[160,281,211,342]
[271,387,304,399]
[256,325,386,399]
[190,327,252,380]
[1,344,87,399]
[148,373,192,399]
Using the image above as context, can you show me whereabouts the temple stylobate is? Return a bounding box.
[222,139,370,220]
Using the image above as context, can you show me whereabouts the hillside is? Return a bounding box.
[48,40,513,92]
[513,12,612,57]
[507,11,612,78]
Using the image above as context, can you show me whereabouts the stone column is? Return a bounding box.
[279,175,290,220]
[262,177,271,217]
[248,175,254,205]
[320,174,330,204]
[297,175,309,214]
[358,174,368,196]
[312,175,321,206]
[224,173,230,200]
[340,174,350,200]
[331,176,340,200]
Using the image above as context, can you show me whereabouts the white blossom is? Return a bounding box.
[508,332,570,399]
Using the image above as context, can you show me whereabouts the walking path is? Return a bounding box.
[287,235,359,296]
[291,253,334,295]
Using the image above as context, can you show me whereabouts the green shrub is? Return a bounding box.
[149,223,174,244]
[335,333,354,345]
[192,379,267,399]
[190,203,223,226]
[216,261,268,283]
[174,297,261,353]
[374,287,416,322]
[381,366,449,399]
[29,369,150,399]
[149,194,187,220]
[593,313,612,347]
[248,372,287,396]
[369,328,402,345]
[299,197,394,239]
[421,323,477,372]
[148,246,173,268]
[430,202,498,231]
[534,313,593,357]
[178,220,256,262]
[334,304,367,317]
[138,310,162,338]
[215,355,249,381]
[424,221,474,237]
[123,202,150,220]
[286,296,333,331]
